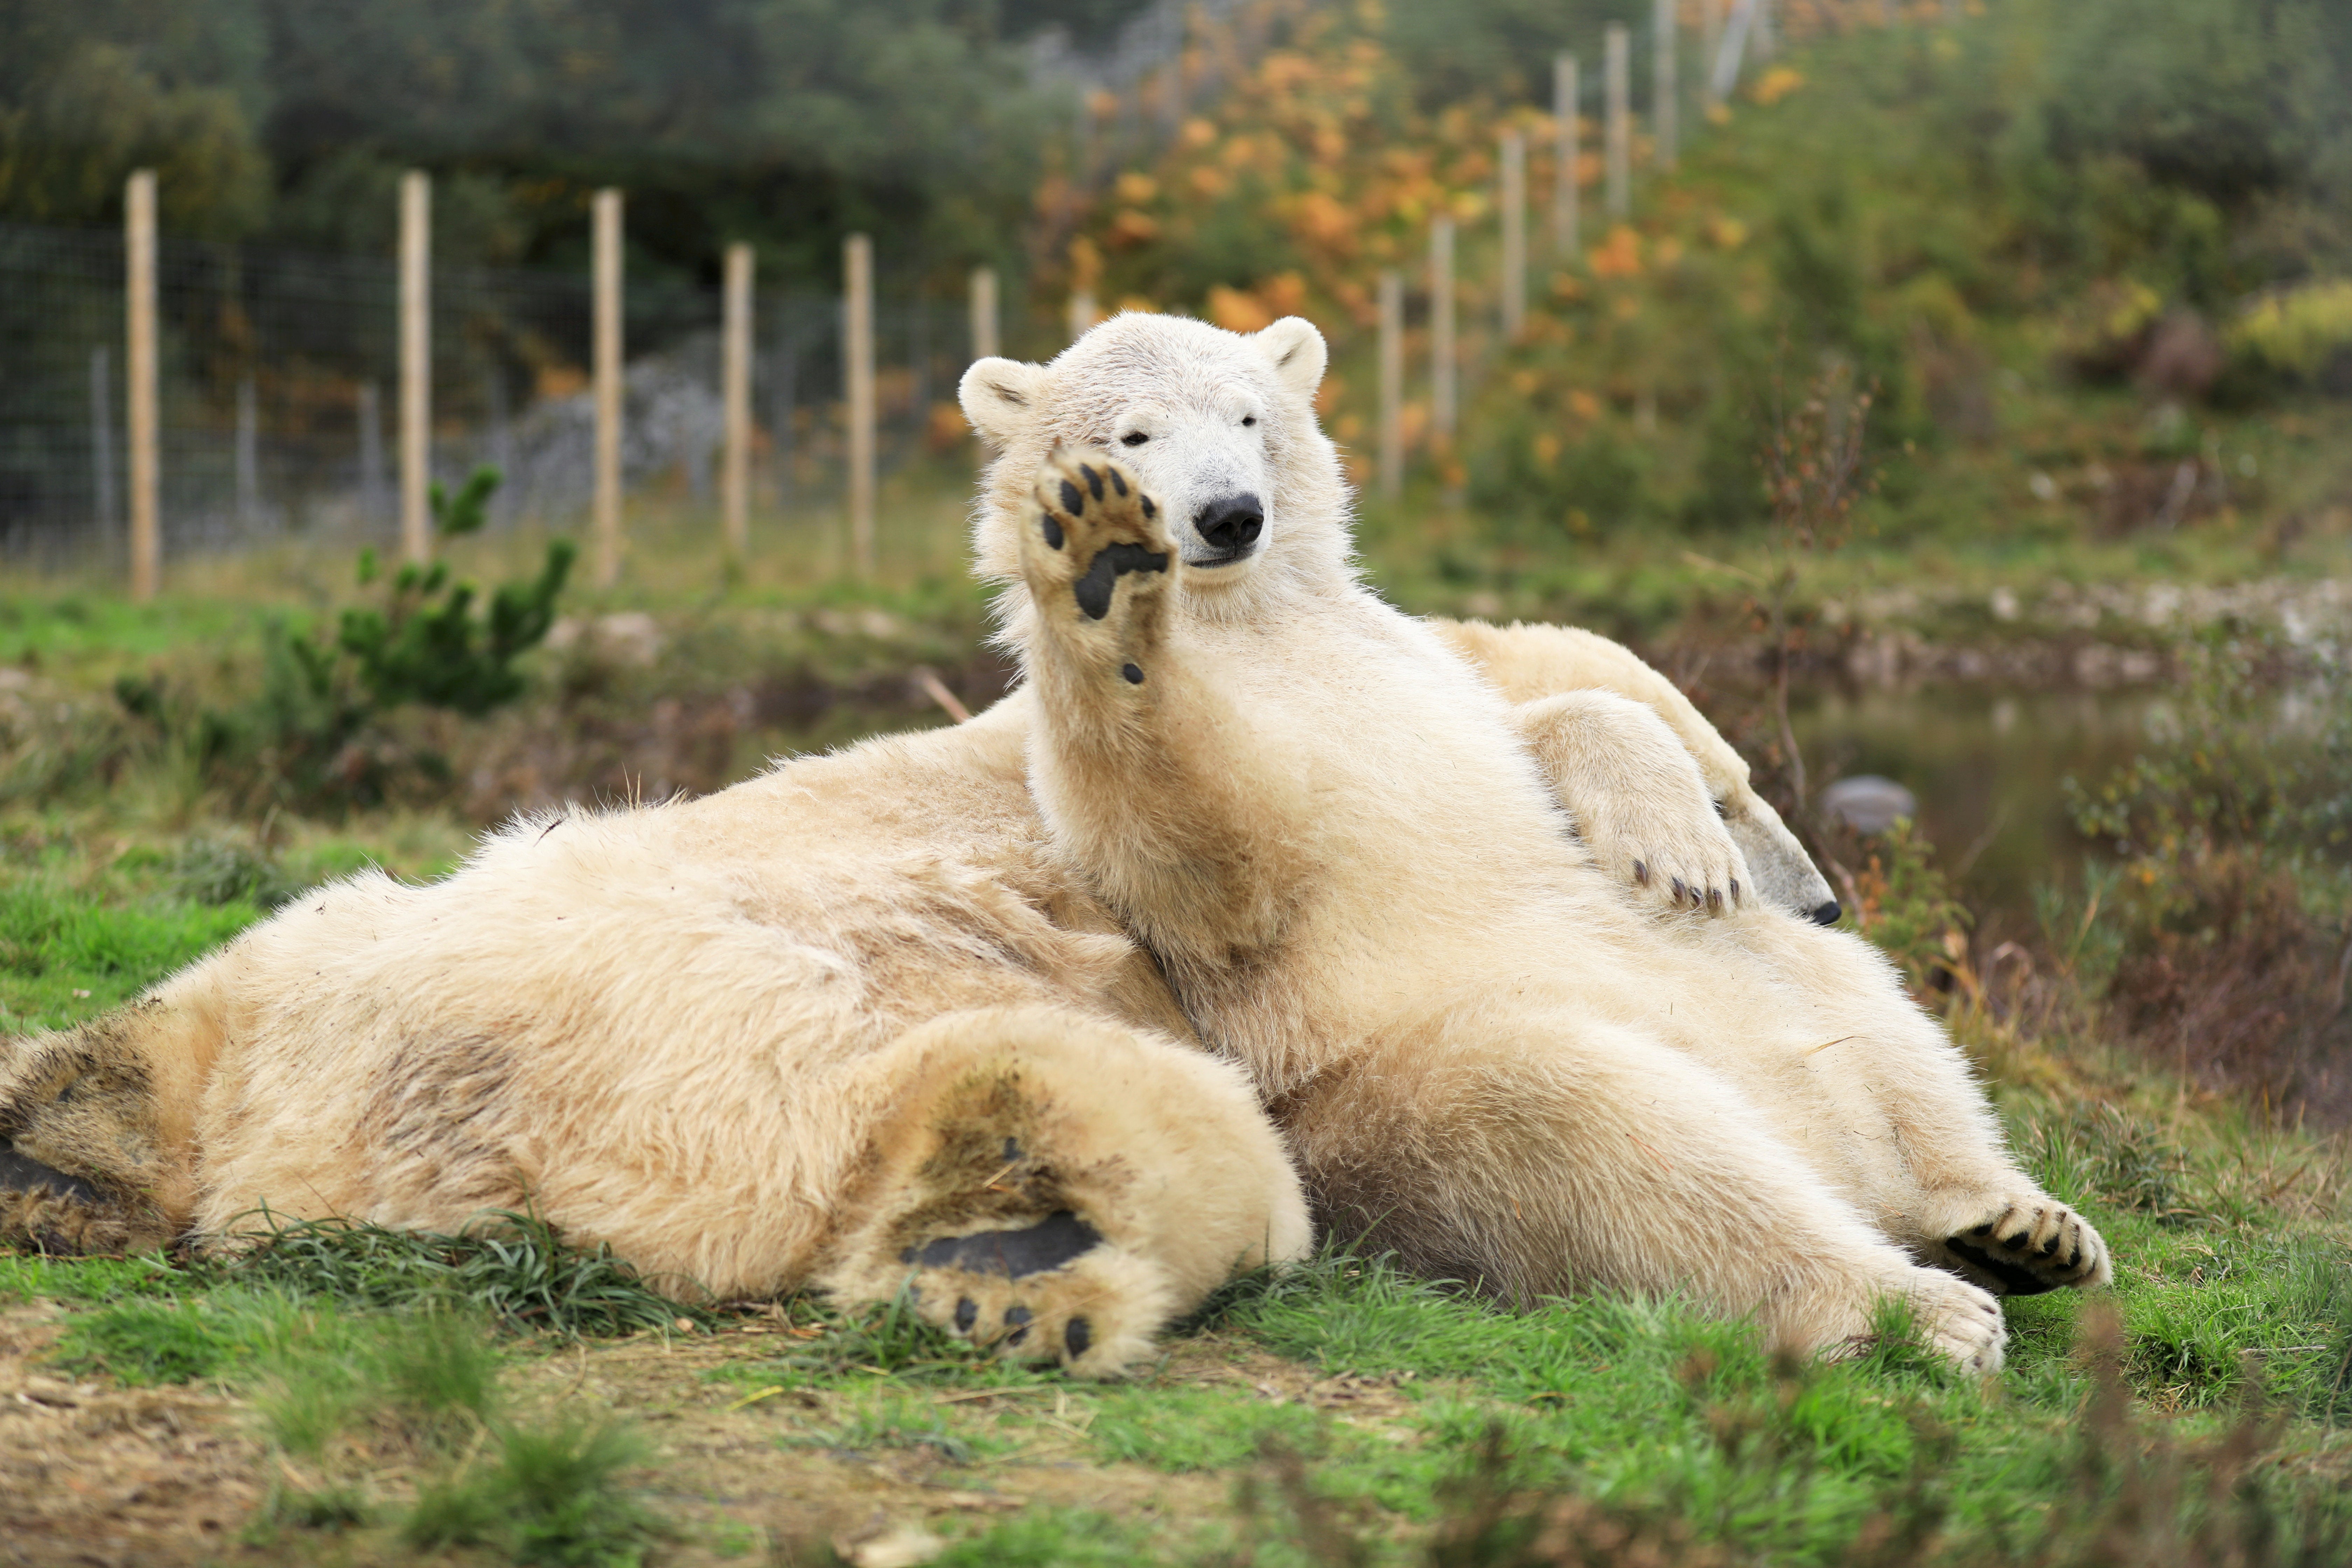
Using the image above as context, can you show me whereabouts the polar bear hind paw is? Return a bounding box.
[1022,445,1173,674]
[1934,1197,2111,1296]
[825,1062,1175,1377]
[1830,1268,2006,1376]
[890,1187,1166,1374]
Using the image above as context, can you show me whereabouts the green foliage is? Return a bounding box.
[209,1209,712,1337]
[2063,630,2351,1116]
[166,468,575,811]
[2067,631,2351,868]
[1843,819,1972,995]
[253,1306,499,1458]
[2230,280,2352,388]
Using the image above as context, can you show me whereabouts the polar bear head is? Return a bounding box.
[960,312,1352,622]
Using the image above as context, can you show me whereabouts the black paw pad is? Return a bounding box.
[1003,1304,1032,1346]
[0,1144,106,1206]
[901,1209,1104,1278]
[1141,496,1157,519]
[1107,468,1128,497]
[1041,511,1064,550]
[1944,1235,2060,1296]
[1079,463,1105,500]
[1632,861,1649,885]
[954,1297,978,1332]
[1060,479,1085,515]
[1122,663,1143,685]
[1065,1317,1092,1358]
[1072,541,1171,621]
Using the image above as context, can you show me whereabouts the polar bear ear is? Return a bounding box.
[1254,317,1328,399]
[959,358,1047,449]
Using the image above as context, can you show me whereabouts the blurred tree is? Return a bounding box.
[0,0,272,236]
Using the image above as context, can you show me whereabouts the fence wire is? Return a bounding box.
[0,219,976,569]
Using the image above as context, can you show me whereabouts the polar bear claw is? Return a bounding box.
[1934,1197,2111,1296]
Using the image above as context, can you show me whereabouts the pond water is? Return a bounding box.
[1789,682,2167,930]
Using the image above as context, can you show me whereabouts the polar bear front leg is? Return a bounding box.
[820,1007,1312,1377]
[1512,690,1751,915]
[1016,446,1311,964]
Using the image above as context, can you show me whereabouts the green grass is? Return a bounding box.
[213,1210,717,1337]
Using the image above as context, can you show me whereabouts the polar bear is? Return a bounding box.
[0,611,1834,1375]
[967,310,2109,1369]
[0,707,1312,1374]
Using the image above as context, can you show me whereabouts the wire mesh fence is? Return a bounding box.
[0,218,983,573]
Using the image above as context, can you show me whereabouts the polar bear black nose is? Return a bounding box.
[1811,899,1842,926]
[1193,493,1264,559]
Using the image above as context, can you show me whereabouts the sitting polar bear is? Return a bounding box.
[966,311,2110,1372]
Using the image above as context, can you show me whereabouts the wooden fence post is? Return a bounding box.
[969,267,999,361]
[1553,53,1580,260]
[1429,217,1456,444]
[1067,290,1098,344]
[844,232,876,580]
[1377,269,1402,500]
[593,188,623,588]
[1711,0,1759,107]
[1703,0,1724,94]
[1499,130,1527,338]
[1654,0,1679,171]
[236,376,259,533]
[1606,25,1632,220]
[90,348,116,556]
[125,169,159,602]
[722,241,753,560]
[400,170,431,564]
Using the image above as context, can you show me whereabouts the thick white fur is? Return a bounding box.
[1435,619,1840,920]
[20,706,1309,1375]
[982,312,2110,1369]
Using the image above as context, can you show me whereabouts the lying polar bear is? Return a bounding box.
[0,617,1837,1374]
[973,310,2109,1372]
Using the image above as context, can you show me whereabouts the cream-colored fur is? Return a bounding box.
[1434,618,1840,922]
[972,311,2109,1371]
[1,703,1309,1375]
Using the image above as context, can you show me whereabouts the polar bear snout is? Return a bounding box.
[1190,492,1265,565]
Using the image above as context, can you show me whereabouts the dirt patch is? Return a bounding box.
[0,1303,262,1568]
[0,1310,1386,1567]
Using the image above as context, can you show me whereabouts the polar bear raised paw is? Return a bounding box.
[1022,445,1173,683]
[1932,1197,2112,1297]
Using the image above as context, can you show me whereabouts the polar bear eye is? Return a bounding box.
[1121,432,1148,447]
[1241,415,1257,427]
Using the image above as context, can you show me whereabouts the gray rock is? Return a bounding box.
[1821,775,1918,836]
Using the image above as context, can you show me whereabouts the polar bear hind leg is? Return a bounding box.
[0,998,210,1256]
[819,1006,1311,1377]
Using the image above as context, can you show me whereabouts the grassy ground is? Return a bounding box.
[1,726,2349,1566]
